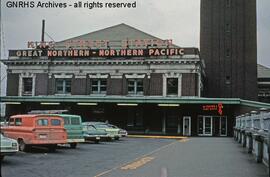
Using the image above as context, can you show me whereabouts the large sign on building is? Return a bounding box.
[9,48,198,58]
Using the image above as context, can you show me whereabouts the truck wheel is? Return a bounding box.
[48,145,57,152]
[70,143,77,149]
[18,139,30,152]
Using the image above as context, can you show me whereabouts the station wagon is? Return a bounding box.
[57,114,85,148]
[1,114,67,152]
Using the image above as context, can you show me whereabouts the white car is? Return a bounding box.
[0,133,19,161]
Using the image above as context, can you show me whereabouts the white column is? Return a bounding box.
[32,75,36,96]
[162,110,166,134]
[177,117,181,134]
[162,74,166,97]
[198,73,201,97]
[18,75,23,96]
[178,74,182,97]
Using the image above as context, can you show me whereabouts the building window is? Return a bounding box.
[226,49,231,57]
[226,0,231,7]
[22,78,33,95]
[226,24,231,33]
[226,76,231,85]
[55,79,71,94]
[128,79,143,95]
[91,79,107,94]
[167,78,178,95]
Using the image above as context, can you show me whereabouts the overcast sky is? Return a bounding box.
[0,0,270,68]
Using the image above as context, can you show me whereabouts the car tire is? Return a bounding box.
[18,139,30,152]
[115,137,120,140]
[0,155,4,161]
[70,143,77,149]
[94,140,99,144]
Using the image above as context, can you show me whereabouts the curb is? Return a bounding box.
[127,135,188,139]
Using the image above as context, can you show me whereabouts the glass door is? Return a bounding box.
[198,116,204,135]
[183,116,191,136]
[220,117,227,136]
[204,116,212,136]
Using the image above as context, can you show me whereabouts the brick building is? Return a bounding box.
[2,0,269,136]
[200,0,258,100]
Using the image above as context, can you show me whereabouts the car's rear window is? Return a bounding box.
[37,119,49,126]
[51,119,61,126]
[71,118,80,125]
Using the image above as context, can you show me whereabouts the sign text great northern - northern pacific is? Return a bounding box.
[10,48,197,58]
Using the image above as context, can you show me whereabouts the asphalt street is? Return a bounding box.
[1,138,268,177]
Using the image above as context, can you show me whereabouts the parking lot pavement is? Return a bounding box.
[101,138,268,177]
[1,138,268,177]
[1,138,174,177]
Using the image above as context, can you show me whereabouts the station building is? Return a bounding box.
[2,23,270,137]
[1,0,269,137]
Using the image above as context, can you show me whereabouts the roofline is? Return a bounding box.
[56,23,182,47]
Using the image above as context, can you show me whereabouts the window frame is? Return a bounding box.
[166,78,178,95]
[22,77,33,96]
[127,79,144,95]
[91,79,107,94]
[55,78,72,94]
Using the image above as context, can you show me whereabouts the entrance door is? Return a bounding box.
[220,117,227,136]
[198,116,212,136]
[213,116,220,136]
[183,116,191,136]
[204,116,212,136]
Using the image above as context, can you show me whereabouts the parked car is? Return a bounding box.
[57,114,85,148]
[85,122,121,140]
[1,114,67,152]
[0,132,18,161]
[107,124,128,137]
[82,122,109,143]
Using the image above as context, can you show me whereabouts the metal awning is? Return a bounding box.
[0,96,241,104]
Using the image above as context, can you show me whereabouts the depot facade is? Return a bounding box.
[2,24,269,136]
